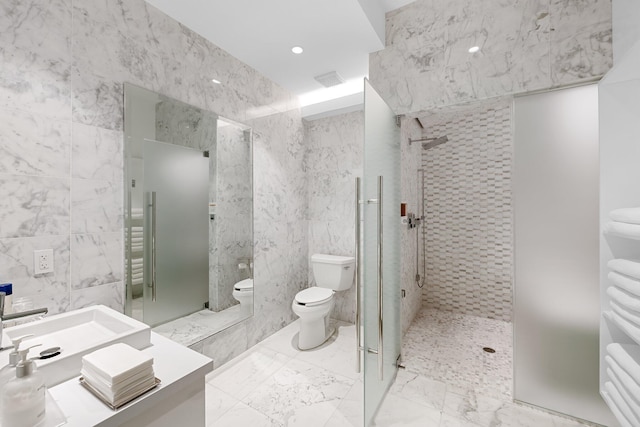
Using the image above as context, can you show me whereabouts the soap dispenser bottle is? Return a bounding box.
[1,344,46,427]
[0,334,35,410]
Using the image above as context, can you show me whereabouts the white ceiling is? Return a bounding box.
[146,0,415,116]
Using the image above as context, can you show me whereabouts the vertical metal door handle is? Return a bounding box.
[150,191,157,302]
[377,175,384,381]
[355,177,362,373]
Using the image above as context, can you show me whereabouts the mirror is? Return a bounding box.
[123,83,253,345]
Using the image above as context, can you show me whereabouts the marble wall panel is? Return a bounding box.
[70,232,123,290]
[0,175,70,239]
[370,0,612,114]
[0,0,72,120]
[71,179,122,234]
[0,109,71,178]
[71,123,123,182]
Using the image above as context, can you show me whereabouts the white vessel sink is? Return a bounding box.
[0,305,151,387]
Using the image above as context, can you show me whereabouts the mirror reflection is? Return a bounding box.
[123,83,253,345]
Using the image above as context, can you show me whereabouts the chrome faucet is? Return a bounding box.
[0,292,48,350]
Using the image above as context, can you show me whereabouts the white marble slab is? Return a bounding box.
[70,232,123,289]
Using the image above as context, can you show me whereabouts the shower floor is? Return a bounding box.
[204,308,594,426]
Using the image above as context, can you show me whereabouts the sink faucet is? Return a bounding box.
[0,292,48,350]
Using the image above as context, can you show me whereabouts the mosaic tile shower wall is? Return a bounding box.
[420,99,513,321]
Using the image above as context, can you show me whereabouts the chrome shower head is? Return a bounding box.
[422,135,448,150]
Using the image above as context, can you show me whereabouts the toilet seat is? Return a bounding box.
[234,278,253,292]
[294,288,333,307]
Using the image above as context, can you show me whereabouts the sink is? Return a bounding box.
[0,305,151,387]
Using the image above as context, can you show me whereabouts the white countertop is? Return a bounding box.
[47,332,213,427]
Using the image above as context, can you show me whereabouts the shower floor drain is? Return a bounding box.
[483,347,496,353]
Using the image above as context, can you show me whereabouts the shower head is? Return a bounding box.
[421,136,448,150]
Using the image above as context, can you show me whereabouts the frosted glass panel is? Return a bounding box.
[363,79,401,425]
[514,85,610,424]
[142,139,209,326]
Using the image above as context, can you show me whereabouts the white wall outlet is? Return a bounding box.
[34,249,54,275]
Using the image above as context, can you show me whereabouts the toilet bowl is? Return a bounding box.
[232,278,253,316]
[292,254,355,350]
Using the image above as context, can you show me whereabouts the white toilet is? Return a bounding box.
[292,254,355,350]
[232,278,253,316]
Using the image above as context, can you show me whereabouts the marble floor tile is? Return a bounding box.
[207,346,292,400]
[258,320,303,358]
[243,358,354,426]
[323,380,363,427]
[373,393,442,426]
[388,369,447,410]
[211,401,283,427]
[205,384,239,426]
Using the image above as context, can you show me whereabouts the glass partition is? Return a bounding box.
[513,84,610,424]
[124,83,253,338]
[363,79,401,425]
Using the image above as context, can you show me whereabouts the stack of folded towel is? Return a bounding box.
[605,344,640,426]
[605,207,640,240]
[81,343,155,407]
[607,259,640,339]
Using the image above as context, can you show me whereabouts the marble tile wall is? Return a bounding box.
[420,98,513,321]
[369,0,613,114]
[303,111,363,323]
[0,0,305,364]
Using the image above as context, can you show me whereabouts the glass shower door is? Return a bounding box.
[142,139,210,327]
[362,79,401,425]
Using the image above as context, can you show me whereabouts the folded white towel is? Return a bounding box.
[131,273,143,281]
[605,222,640,240]
[602,389,634,427]
[130,226,143,232]
[608,343,640,385]
[132,277,143,286]
[612,301,640,327]
[131,245,143,252]
[606,381,640,426]
[611,208,640,225]
[607,355,640,406]
[82,365,154,396]
[608,286,640,312]
[82,343,153,386]
[610,271,640,297]
[607,312,640,348]
[609,259,640,281]
[131,257,143,265]
[131,237,143,244]
[608,367,640,420]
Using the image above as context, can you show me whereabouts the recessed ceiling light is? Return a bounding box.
[291,46,304,54]
[211,78,221,84]
[468,46,480,53]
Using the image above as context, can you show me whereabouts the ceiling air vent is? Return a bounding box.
[314,71,345,88]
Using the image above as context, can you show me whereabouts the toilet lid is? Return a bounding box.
[234,278,253,291]
[295,287,333,305]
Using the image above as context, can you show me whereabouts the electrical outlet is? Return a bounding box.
[34,249,54,275]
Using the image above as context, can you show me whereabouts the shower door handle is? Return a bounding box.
[355,177,362,373]
[376,175,384,381]
[356,176,384,381]
[148,191,157,302]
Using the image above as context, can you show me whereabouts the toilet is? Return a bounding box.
[292,254,355,350]
[232,278,253,316]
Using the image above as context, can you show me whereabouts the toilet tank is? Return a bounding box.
[311,254,355,291]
